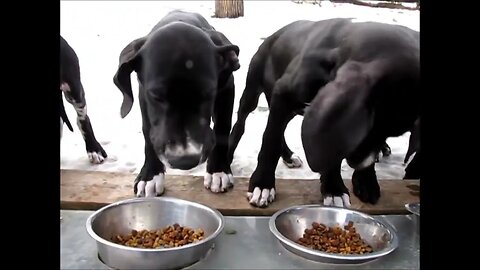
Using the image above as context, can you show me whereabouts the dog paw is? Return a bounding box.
[247,187,276,208]
[283,153,303,168]
[88,151,106,164]
[204,172,234,193]
[352,167,380,204]
[353,181,380,204]
[135,173,165,197]
[323,194,351,208]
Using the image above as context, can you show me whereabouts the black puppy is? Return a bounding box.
[230,18,419,207]
[113,10,240,197]
[60,36,107,164]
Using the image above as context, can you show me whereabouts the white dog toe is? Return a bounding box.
[204,172,234,193]
[248,187,276,207]
[88,152,105,164]
[136,173,165,197]
[323,193,351,208]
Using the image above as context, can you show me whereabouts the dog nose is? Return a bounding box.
[164,140,204,170]
[166,154,202,170]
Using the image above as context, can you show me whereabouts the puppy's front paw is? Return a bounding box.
[204,172,234,193]
[352,178,380,204]
[352,167,380,204]
[134,173,165,197]
[320,172,350,208]
[88,151,106,164]
[283,153,303,168]
[87,143,107,164]
[247,187,275,208]
[323,194,351,208]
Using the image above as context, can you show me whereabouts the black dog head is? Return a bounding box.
[301,61,380,173]
[301,59,419,173]
[113,22,239,170]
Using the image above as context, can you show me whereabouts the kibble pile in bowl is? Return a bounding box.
[111,223,205,249]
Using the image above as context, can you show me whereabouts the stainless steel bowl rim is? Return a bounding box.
[269,204,399,261]
[85,196,225,252]
[404,202,420,216]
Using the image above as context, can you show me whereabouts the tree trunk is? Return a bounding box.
[214,0,244,18]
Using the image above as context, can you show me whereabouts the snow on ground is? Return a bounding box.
[60,1,419,180]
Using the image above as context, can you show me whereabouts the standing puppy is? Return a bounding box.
[60,36,107,164]
[230,18,419,208]
[113,10,240,197]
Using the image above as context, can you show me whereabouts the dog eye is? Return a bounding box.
[148,90,166,103]
[154,96,166,103]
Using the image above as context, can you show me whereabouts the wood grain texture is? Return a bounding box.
[60,169,420,216]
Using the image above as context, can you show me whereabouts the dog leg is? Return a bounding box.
[320,165,351,207]
[247,81,296,207]
[135,141,166,197]
[63,82,107,164]
[205,78,235,193]
[264,92,303,169]
[280,121,303,168]
[352,163,381,204]
[134,94,167,197]
[228,71,263,164]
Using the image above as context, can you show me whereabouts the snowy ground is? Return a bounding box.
[60,1,419,181]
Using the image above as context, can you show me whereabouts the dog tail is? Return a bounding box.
[60,91,74,132]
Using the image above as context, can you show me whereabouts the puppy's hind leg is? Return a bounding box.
[264,91,302,169]
[228,64,263,164]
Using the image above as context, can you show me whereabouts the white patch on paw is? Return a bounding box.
[88,152,105,164]
[136,173,165,197]
[204,172,234,193]
[283,153,303,168]
[60,82,71,92]
[323,193,351,208]
[247,187,276,207]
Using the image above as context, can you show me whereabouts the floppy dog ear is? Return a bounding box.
[113,37,146,118]
[301,61,376,173]
[204,29,240,72]
[215,44,240,72]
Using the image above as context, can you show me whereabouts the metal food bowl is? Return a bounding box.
[269,205,399,264]
[86,197,224,270]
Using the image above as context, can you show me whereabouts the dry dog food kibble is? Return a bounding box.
[111,223,205,249]
[296,221,373,254]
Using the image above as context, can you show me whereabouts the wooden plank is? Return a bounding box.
[60,169,419,216]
